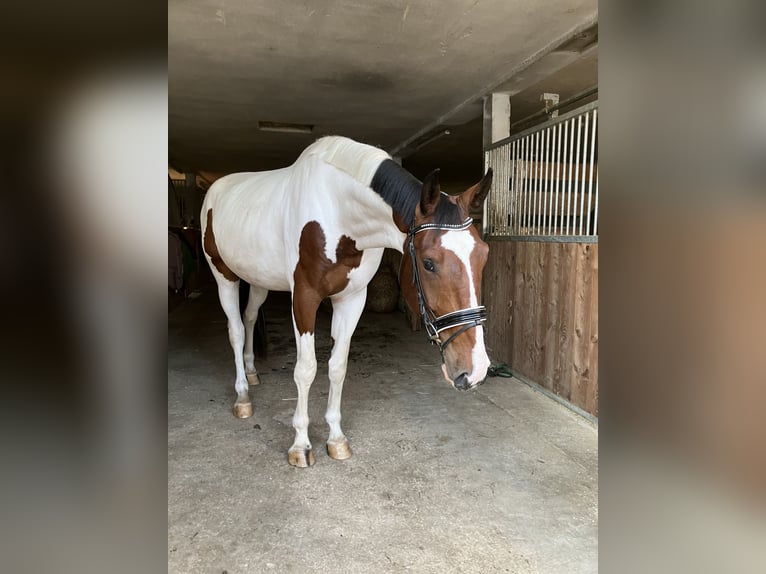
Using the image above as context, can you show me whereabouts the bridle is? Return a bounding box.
[403,218,487,358]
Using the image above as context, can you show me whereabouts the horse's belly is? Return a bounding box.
[234,262,291,292]
[222,239,292,292]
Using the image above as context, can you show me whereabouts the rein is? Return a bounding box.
[403,218,487,358]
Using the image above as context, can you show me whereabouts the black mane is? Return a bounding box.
[369,159,463,229]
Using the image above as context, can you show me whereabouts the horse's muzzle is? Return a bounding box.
[453,373,487,391]
[454,373,472,391]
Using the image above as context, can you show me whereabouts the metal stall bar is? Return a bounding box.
[593,167,599,235]
[483,100,598,240]
[585,109,597,236]
[510,139,518,233]
[578,112,590,236]
[572,114,583,236]
[565,117,574,236]
[553,124,564,234]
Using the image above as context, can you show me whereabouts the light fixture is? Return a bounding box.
[257,121,314,134]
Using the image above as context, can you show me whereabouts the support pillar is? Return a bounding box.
[482,93,511,234]
[482,93,511,150]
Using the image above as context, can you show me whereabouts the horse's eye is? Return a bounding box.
[423,259,436,272]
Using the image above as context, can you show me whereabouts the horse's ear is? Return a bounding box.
[420,169,441,217]
[462,168,493,212]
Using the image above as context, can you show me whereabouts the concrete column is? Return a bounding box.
[482,93,511,235]
[482,93,511,149]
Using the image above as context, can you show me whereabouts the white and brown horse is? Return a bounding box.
[201,136,492,467]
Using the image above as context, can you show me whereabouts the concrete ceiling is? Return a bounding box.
[169,0,597,184]
[404,45,598,188]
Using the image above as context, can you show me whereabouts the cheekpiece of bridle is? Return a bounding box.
[404,217,487,359]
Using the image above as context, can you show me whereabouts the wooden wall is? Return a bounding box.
[483,239,598,416]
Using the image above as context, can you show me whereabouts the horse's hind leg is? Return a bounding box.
[325,289,367,460]
[243,285,268,386]
[215,278,253,418]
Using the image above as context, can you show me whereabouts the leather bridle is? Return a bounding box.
[403,218,487,358]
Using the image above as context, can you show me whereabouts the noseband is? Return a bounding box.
[403,218,487,357]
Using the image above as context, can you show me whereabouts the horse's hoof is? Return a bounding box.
[327,439,352,460]
[233,401,253,419]
[288,447,315,468]
[246,372,261,386]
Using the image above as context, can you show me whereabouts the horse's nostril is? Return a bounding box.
[454,373,471,391]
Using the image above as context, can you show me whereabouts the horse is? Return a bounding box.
[200,136,493,467]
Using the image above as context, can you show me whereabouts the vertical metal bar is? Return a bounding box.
[498,147,503,235]
[545,126,552,235]
[524,135,530,234]
[503,143,509,234]
[508,140,518,233]
[586,109,597,236]
[525,134,531,234]
[485,150,491,235]
[504,143,510,234]
[539,130,545,235]
[531,132,537,235]
[593,167,599,236]
[565,118,574,235]
[528,133,534,235]
[515,140,522,234]
[540,128,547,235]
[529,132,536,234]
[481,151,495,235]
[495,148,500,234]
[496,148,501,236]
[506,142,512,234]
[578,112,589,236]
[572,114,583,236]
[548,124,558,235]
[548,125,554,235]
[549,125,557,235]
[515,140,521,233]
[519,138,525,234]
[530,132,540,235]
[553,122,562,235]
[561,119,569,235]
[536,130,542,234]
[495,147,501,234]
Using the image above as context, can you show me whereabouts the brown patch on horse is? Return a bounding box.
[293,221,363,334]
[203,209,238,281]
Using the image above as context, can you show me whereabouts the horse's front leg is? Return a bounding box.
[288,288,321,467]
[326,289,367,460]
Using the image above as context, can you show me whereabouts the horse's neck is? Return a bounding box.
[336,181,407,253]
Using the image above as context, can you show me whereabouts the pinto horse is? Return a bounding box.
[201,136,492,467]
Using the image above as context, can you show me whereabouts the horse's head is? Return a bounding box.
[401,168,493,390]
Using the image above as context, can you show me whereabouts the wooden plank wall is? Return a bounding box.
[483,240,598,416]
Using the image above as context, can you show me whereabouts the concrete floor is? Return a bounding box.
[169,289,598,574]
